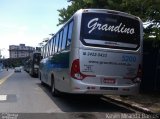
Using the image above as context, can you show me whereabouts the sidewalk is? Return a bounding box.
[104,93,160,114]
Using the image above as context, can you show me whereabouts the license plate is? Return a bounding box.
[103,78,116,84]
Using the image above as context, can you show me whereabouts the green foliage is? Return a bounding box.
[57,0,87,26]
[58,0,160,40]
[3,57,28,68]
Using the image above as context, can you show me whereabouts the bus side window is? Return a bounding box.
[47,43,49,57]
[50,38,53,56]
[45,44,48,57]
[62,25,68,50]
[41,47,44,58]
[44,44,47,58]
[48,40,51,56]
[55,34,59,53]
[58,30,63,51]
[52,37,55,55]
[66,21,74,47]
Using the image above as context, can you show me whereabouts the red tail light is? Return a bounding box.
[124,64,142,83]
[133,64,142,83]
[137,64,142,78]
[70,59,95,80]
[71,59,83,80]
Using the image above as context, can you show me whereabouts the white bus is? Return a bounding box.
[39,9,143,96]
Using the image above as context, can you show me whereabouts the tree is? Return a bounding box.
[58,0,160,40]
[57,0,88,26]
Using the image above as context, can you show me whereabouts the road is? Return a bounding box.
[0,69,139,119]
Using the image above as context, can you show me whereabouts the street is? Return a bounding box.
[0,69,139,119]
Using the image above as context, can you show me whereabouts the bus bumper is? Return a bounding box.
[70,80,140,95]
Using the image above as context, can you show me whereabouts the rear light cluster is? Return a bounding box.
[124,64,142,83]
[133,64,142,83]
[70,59,95,80]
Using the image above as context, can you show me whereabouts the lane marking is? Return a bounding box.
[0,95,7,101]
[0,72,14,85]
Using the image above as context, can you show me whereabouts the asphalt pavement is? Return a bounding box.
[1,69,159,119]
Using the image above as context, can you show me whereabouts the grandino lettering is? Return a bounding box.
[87,18,135,35]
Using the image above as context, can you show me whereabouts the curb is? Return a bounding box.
[103,95,154,114]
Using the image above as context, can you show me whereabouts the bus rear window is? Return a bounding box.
[80,13,141,50]
[33,53,41,64]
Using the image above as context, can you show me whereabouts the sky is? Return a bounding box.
[0,0,70,58]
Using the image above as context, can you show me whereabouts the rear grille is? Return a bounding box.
[100,87,118,90]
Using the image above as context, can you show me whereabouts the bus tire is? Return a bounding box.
[39,73,45,85]
[51,76,59,97]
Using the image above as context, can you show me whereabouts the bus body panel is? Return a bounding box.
[50,51,71,92]
[67,79,139,95]
[40,58,50,85]
[79,49,141,78]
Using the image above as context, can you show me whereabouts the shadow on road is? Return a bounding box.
[37,83,135,113]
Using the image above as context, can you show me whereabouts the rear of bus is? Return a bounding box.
[30,53,41,77]
[33,53,41,76]
[70,9,142,95]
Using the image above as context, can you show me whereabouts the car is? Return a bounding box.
[14,67,21,72]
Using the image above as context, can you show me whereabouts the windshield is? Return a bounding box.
[81,12,140,50]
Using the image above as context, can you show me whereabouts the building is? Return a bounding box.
[9,44,35,58]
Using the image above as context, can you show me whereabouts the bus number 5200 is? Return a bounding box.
[122,55,136,62]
